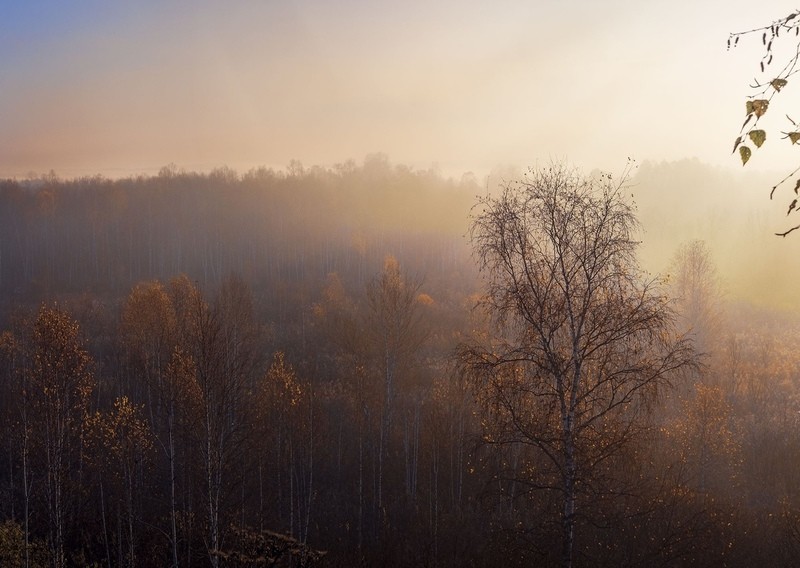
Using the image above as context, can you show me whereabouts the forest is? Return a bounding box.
[2,156,800,568]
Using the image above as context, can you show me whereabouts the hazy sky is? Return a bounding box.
[2,0,799,178]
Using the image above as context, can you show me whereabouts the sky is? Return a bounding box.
[1,0,799,179]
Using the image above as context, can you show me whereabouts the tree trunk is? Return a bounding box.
[126,468,135,567]
[100,479,111,568]
[169,412,179,568]
[206,405,219,568]
[562,428,576,568]
[303,397,314,545]
[22,417,30,568]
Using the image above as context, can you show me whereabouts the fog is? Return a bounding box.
[0,156,798,566]
[4,0,798,178]
[6,1,800,566]
[634,159,800,309]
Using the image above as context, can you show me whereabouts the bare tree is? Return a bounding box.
[459,164,695,568]
[669,240,723,358]
[312,272,374,548]
[174,275,259,568]
[365,256,426,518]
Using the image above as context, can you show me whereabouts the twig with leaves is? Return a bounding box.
[729,10,800,235]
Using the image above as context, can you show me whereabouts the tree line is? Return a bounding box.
[0,155,474,318]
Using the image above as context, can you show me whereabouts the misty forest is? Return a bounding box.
[9,4,800,568]
[0,154,800,568]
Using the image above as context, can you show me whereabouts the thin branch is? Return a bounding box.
[776,223,800,237]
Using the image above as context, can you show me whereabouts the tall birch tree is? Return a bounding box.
[459,164,695,567]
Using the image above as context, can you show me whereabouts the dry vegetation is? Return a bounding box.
[1,158,800,567]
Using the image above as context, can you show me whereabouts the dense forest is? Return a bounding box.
[2,157,800,567]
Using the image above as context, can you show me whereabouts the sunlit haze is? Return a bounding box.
[3,0,800,307]
[7,4,800,565]
[2,0,796,177]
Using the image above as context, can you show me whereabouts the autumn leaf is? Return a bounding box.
[772,78,788,91]
[749,129,767,148]
[746,101,755,115]
[789,132,800,144]
[740,145,752,165]
[752,99,769,117]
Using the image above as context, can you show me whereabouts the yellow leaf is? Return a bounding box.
[740,145,752,165]
[752,99,769,117]
[746,101,754,115]
[749,129,766,148]
[789,132,800,145]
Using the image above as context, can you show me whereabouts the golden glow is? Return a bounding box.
[2,0,798,179]
[4,1,800,308]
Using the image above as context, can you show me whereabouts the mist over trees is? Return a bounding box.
[1,157,800,567]
[0,155,473,317]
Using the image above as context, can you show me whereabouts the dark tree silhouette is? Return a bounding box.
[459,164,695,567]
